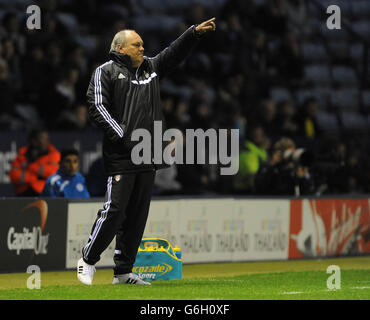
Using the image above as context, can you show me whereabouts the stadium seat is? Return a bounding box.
[304,64,331,86]
[100,4,129,20]
[165,0,192,12]
[326,40,350,61]
[315,111,339,132]
[192,0,226,7]
[318,23,348,41]
[362,91,370,111]
[131,0,168,14]
[350,0,370,18]
[340,111,368,130]
[352,21,370,39]
[330,88,360,110]
[0,0,33,10]
[350,43,364,62]
[252,0,266,5]
[15,104,41,127]
[306,15,321,34]
[306,0,319,14]
[133,15,184,33]
[160,79,194,100]
[74,35,98,54]
[301,42,328,63]
[295,87,330,109]
[269,87,293,102]
[56,12,79,34]
[331,66,358,87]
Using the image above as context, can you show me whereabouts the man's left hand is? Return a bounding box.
[195,17,216,35]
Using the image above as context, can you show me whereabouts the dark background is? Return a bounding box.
[0,0,369,197]
[0,198,68,273]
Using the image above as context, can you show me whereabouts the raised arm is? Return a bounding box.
[150,18,216,77]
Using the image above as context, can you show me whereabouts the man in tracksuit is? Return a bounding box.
[77,18,216,285]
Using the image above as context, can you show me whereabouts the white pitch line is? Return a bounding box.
[280,291,304,295]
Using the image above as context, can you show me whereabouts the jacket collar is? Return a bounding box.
[109,51,132,68]
[57,168,74,179]
[109,51,148,72]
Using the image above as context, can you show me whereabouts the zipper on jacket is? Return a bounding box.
[135,62,155,170]
[135,64,141,82]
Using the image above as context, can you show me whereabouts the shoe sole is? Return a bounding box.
[112,278,151,285]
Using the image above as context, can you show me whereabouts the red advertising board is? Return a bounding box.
[289,199,370,258]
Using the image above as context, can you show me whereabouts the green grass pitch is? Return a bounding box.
[0,257,369,300]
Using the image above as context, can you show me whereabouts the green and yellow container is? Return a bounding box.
[133,238,182,281]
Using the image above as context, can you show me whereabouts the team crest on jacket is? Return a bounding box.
[114,175,121,182]
[144,72,149,79]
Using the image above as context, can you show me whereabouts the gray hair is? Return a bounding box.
[109,29,134,53]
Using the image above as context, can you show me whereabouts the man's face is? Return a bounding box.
[31,132,49,152]
[61,154,79,177]
[252,127,265,146]
[117,31,144,68]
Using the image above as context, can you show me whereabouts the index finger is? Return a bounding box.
[203,17,216,24]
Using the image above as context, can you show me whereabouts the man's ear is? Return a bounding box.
[116,44,123,53]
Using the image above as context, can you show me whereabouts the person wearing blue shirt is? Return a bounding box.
[42,148,90,198]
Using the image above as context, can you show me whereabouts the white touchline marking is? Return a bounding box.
[350,286,370,290]
[280,291,304,295]
[322,289,340,292]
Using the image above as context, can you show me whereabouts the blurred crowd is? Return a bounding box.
[1,0,370,196]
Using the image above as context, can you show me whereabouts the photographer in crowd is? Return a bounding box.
[254,137,315,196]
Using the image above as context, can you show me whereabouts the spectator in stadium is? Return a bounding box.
[251,99,279,138]
[56,103,90,131]
[174,99,192,131]
[275,31,304,87]
[1,38,22,92]
[255,137,315,196]
[243,30,275,104]
[175,132,212,195]
[234,126,269,193]
[245,29,270,77]
[0,11,26,55]
[215,74,244,125]
[43,66,80,128]
[161,95,180,130]
[255,137,294,195]
[42,148,90,198]
[256,0,287,36]
[346,151,366,194]
[296,97,322,139]
[274,100,298,138]
[177,162,211,195]
[153,165,182,196]
[191,102,214,130]
[9,128,60,196]
[282,0,307,35]
[43,40,62,83]
[317,139,366,195]
[21,43,47,106]
[0,58,20,130]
